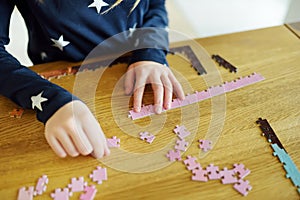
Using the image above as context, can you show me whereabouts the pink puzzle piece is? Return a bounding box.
[173,125,191,140]
[192,168,208,182]
[17,186,34,200]
[139,132,155,144]
[198,139,212,152]
[106,136,120,148]
[89,166,108,184]
[175,139,189,152]
[80,185,97,200]
[34,175,48,196]
[183,156,201,171]
[50,188,72,200]
[195,90,211,101]
[68,177,87,192]
[220,168,238,184]
[233,179,252,196]
[233,163,251,179]
[166,149,182,161]
[206,164,221,180]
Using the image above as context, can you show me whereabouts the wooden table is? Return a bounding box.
[0,25,299,199]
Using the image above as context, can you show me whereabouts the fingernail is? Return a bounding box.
[134,106,140,112]
[155,105,162,114]
[166,103,170,110]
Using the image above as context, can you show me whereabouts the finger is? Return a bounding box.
[133,75,147,112]
[46,135,67,158]
[56,132,79,157]
[168,71,185,100]
[124,66,135,95]
[66,125,93,156]
[151,76,164,114]
[161,75,173,110]
[82,117,110,159]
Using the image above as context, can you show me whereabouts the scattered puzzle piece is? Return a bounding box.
[233,179,252,196]
[17,187,34,200]
[220,168,238,184]
[68,177,87,193]
[183,156,201,171]
[175,139,189,152]
[9,108,24,118]
[34,175,48,196]
[106,136,120,148]
[80,185,97,200]
[50,188,72,200]
[166,149,182,162]
[233,164,251,179]
[139,132,156,144]
[192,168,208,182]
[206,164,221,180]
[173,125,191,140]
[198,139,212,152]
[89,166,107,184]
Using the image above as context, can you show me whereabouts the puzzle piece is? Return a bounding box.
[183,156,201,171]
[192,167,208,182]
[9,108,24,118]
[17,186,34,200]
[198,139,212,152]
[80,185,97,200]
[173,125,191,140]
[89,166,107,184]
[106,136,120,148]
[139,132,156,144]
[68,177,87,192]
[271,143,290,164]
[34,175,48,196]
[219,168,238,184]
[166,149,182,162]
[50,188,72,200]
[233,164,251,179]
[233,179,252,196]
[174,139,189,152]
[206,164,221,180]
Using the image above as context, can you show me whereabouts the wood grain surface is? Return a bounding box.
[0,26,299,199]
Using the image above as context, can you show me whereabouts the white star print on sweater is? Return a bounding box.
[51,35,70,51]
[88,0,109,14]
[31,91,48,111]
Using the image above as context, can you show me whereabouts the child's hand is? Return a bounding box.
[124,61,185,114]
[45,100,110,158]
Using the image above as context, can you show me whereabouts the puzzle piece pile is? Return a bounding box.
[17,166,107,200]
[185,156,252,196]
[128,72,265,120]
[256,118,300,194]
[166,125,252,196]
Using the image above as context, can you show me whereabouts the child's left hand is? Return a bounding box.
[124,61,185,114]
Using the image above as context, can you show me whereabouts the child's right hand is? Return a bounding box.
[44,100,110,158]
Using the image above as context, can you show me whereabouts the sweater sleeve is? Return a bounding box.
[0,0,77,124]
[129,0,169,65]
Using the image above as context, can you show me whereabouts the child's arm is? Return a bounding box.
[125,0,185,113]
[0,0,109,158]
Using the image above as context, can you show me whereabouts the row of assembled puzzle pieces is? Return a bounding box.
[167,125,252,196]
[256,118,300,194]
[17,166,107,200]
[128,72,265,120]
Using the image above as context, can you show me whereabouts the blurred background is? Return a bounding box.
[5,0,300,66]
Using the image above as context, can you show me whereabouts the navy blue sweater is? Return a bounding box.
[0,0,169,123]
